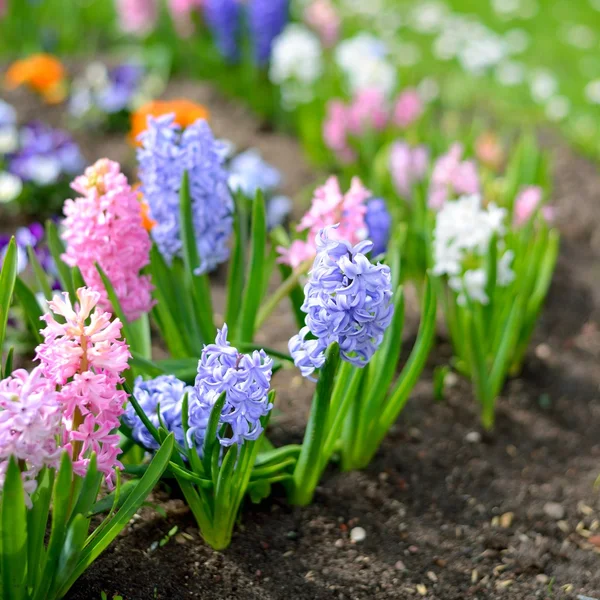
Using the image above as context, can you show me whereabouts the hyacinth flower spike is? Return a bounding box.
[288,227,436,505]
[125,326,297,550]
[0,258,173,600]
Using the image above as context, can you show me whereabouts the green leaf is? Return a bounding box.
[71,454,102,521]
[1,458,27,600]
[178,170,215,343]
[88,479,138,516]
[53,513,88,596]
[238,190,267,342]
[3,347,13,377]
[248,480,271,504]
[26,469,53,591]
[58,435,175,597]
[291,344,340,506]
[14,278,43,344]
[0,238,17,370]
[95,264,134,344]
[26,245,53,300]
[130,353,166,378]
[202,392,227,481]
[46,220,75,299]
[32,452,74,600]
[225,193,246,339]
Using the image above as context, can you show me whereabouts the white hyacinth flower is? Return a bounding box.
[0,126,19,154]
[0,171,23,204]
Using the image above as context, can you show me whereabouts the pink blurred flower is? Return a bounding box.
[323,100,354,163]
[514,185,554,226]
[115,0,158,35]
[428,143,480,209]
[0,0,6,19]
[390,141,429,199]
[279,176,370,267]
[36,287,130,486]
[304,0,340,48]
[393,88,423,129]
[347,88,389,135]
[0,368,62,506]
[168,0,204,37]
[62,158,154,322]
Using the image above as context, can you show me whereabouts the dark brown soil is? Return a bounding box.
[3,76,600,600]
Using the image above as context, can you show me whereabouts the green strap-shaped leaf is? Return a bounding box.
[57,434,175,598]
[0,238,17,373]
[178,170,216,343]
[238,190,267,343]
[225,192,247,339]
[1,458,27,600]
[26,469,53,591]
[14,278,43,344]
[202,392,227,481]
[46,220,75,299]
[26,245,53,300]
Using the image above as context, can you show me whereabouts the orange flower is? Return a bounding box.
[129,99,210,145]
[4,54,67,104]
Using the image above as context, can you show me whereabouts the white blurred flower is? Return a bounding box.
[433,31,461,61]
[545,96,571,121]
[335,34,396,96]
[0,171,23,204]
[562,24,596,50]
[585,79,600,104]
[339,0,384,17]
[0,126,19,154]
[450,269,489,306]
[26,156,62,186]
[491,0,521,17]
[270,25,323,108]
[504,28,529,54]
[458,34,506,75]
[85,61,109,90]
[410,1,448,34]
[495,60,526,86]
[497,250,515,286]
[529,70,558,104]
[0,100,16,127]
[418,78,440,103]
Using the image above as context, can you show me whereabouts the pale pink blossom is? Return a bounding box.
[36,287,130,486]
[304,0,340,48]
[428,143,480,209]
[62,158,154,322]
[514,185,554,226]
[0,0,6,19]
[115,0,158,35]
[279,176,370,266]
[323,100,355,163]
[475,132,504,170]
[0,368,62,506]
[390,141,429,199]
[347,88,389,135]
[393,88,423,129]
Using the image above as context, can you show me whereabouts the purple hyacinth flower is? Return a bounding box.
[137,114,234,273]
[204,0,241,62]
[247,0,289,65]
[289,226,394,376]
[227,149,282,198]
[124,375,191,450]
[190,325,273,447]
[96,63,144,114]
[365,197,391,257]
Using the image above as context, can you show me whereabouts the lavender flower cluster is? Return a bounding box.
[290,227,394,378]
[138,114,234,273]
[125,326,273,453]
[204,0,289,65]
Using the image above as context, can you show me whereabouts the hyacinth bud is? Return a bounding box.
[290,226,394,378]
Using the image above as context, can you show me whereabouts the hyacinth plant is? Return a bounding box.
[285,227,436,506]
[122,326,291,550]
[428,137,559,429]
[0,247,173,600]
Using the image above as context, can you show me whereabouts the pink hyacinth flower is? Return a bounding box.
[36,287,130,487]
[304,0,340,48]
[514,185,554,226]
[279,176,371,266]
[390,141,429,199]
[0,368,62,506]
[323,99,355,163]
[393,88,423,129]
[428,143,480,209]
[62,158,154,323]
[116,0,158,35]
[347,88,389,135]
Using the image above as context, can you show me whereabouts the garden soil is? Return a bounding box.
[3,76,600,600]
